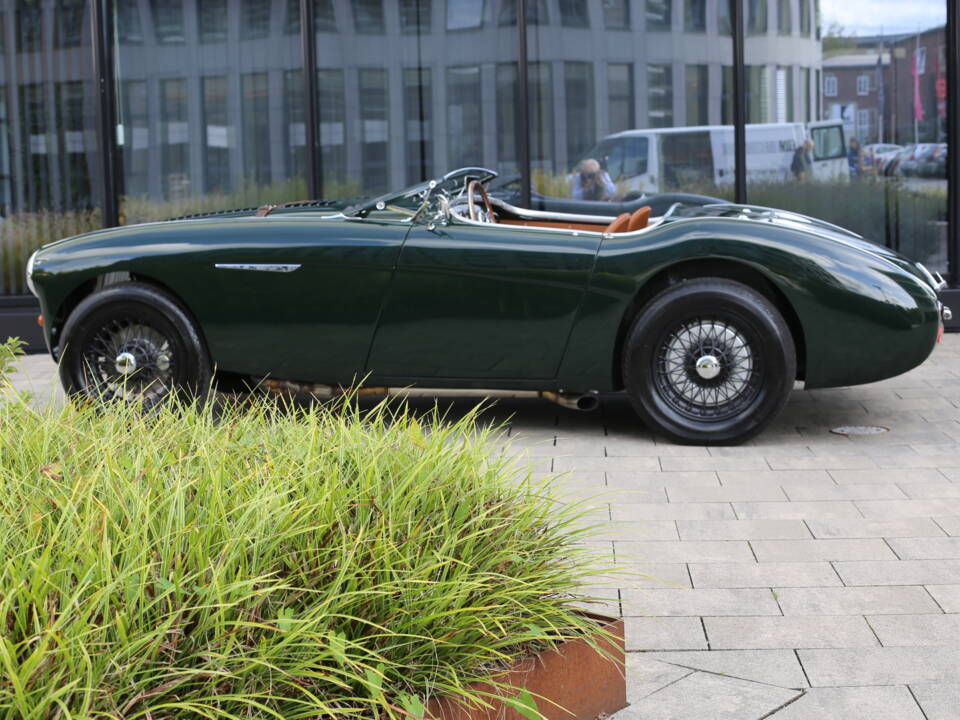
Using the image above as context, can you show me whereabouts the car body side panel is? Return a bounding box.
[366,223,601,380]
[558,218,940,391]
[33,215,406,383]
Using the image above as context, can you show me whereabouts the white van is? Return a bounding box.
[581,121,848,194]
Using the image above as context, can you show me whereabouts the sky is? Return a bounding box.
[821,0,946,36]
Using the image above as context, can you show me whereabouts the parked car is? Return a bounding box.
[894,143,939,177]
[918,143,948,178]
[26,167,949,444]
[863,143,903,173]
[576,121,848,194]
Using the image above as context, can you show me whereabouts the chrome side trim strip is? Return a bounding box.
[214,263,301,273]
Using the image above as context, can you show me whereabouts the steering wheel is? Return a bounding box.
[467,180,498,223]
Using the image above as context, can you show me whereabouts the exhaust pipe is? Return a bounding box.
[539,391,600,412]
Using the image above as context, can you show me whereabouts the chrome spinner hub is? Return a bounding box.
[695,354,722,380]
[115,351,138,375]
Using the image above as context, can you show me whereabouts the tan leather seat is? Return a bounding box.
[627,206,652,232]
[605,213,631,234]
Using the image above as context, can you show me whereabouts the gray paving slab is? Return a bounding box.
[798,647,960,686]
[646,649,810,688]
[935,516,960,535]
[902,482,960,499]
[624,654,693,704]
[675,519,811,541]
[888,537,960,559]
[828,468,947,484]
[614,540,756,563]
[908,684,960,720]
[612,502,736,521]
[751,538,898,562]
[833,561,960,588]
[619,671,800,720]
[775,585,942,615]
[604,471,719,488]
[783,483,907,501]
[925,584,960,612]
[805,517,946,539]
[621,588,781,617]
[614,562,692,589]
[868,613,960,646]
[688,562,843,589]
[624,616,707,651]
[703,616,879,649]
[666,483,790,503]
[731,501,863,519]
[766,686,926,720]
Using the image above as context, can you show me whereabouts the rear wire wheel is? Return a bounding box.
[59,283,211,409]
[622,278,796,444]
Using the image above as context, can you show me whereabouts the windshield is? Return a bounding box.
[343,167,498,217]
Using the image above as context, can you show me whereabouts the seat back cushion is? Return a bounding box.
[605,212,631,234]
[627,206,652,232]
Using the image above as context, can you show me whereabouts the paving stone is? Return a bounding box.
[731,501,862,519]
[798,647,960,686]
[833,560,960,586]
[766,454,879,470]
[619,671,800,720]
[625,616,707,651]
[751,539,898,562]
[908,684,960,720]
[783,483,907,501]
[716,470,834,485]
[868,614,960,646]
[647,649,809,688]
[666,484,788,502]
[775,586,942,615]
[605,441,709,457]
[552,456,661,472]
[830,468,943,485]
[925,584,960,612]
[703,615,879,649]
[611,562,692,589]
[935,516,960,535]
[589,520,679,541]
[658,456,771,472]
[621,588,780,617]
[888,537,960,559]
[877,454,960,469]
[806,517,945,539]
[614,540,755,563]
[767,686,925,720]
[688,562,842,589]
[676,519,811,541]
[902,482,960,499]
[625,653,693,704]
[604,471,719,488]
[856,499,960,518]
[612,502,736,521]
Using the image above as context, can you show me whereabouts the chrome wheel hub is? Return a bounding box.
[655,318,762,421]
[115,351,137,375]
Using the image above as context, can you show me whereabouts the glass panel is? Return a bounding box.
[404,67,432,183]
[114,0,305,224]
[684,0,705,32]
[400,0,431,33]
[499,0,547,26]
[527,0,735,204]
[744,0,949,275]
[0,0,102,296]
[559,0,590,27]
[446,66,482,169]
[777,0,791,34]
[352,0,385,34]
[603,0,630,29]
[446,0,483,30]
[747,0,767,35]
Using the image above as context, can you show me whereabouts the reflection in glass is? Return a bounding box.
[648,64,673,128]
[404,68,432,183]
[17,1,43,52]
[686,65,709,125]
[564,63,595,161]
[352,0,385,34]
[56,0,86,48]
[150,0,185,44]
[317,69,346,191]
[400,0,431,33]
[202,77,231,193]
[499,0,547,26]
[747,0,767,35]
[684,0,705,33]
[603,0,630,29]
[242,74,271,186]
[718,0,731,35]
[447,0,483,30]
[199,0,228,43]
[607,63,635,134]
[646,0,671,31]
[777,0,791,35]
[241,0,272,39]
[359,69,389,192]
[447,66,483,170]
[559,0,590,27]
[116,0,143,43]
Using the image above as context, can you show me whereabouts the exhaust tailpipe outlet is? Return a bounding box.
[540,391,600,412]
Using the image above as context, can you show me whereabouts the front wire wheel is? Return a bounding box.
[622,278,796,445]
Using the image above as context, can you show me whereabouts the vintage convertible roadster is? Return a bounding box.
[26,168,949,444]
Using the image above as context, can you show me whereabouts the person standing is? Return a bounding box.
[848,138,864,178]
[572,158,616,200]
[790,139,813,181]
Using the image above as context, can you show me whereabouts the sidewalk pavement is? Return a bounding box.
[10,336,960,719]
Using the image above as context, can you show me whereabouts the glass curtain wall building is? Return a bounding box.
[0,0,956,316]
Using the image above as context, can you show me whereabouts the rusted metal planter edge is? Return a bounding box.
[426,611,626,720]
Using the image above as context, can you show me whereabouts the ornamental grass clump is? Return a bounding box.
[0,341,611,719]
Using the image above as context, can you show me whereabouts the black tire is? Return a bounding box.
[621,278,796,445]
[59,283,212,408]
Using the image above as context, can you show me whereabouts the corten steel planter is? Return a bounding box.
[427,612,626,720]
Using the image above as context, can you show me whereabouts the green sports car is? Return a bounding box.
[26,168,950,444]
